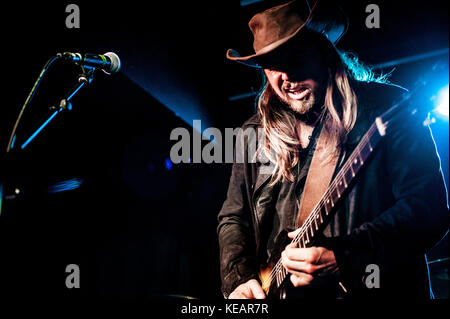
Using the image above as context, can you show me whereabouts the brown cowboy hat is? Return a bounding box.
[226,0,348,68]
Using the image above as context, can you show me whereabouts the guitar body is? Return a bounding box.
[259,230,297,299]
[259,264,288,299]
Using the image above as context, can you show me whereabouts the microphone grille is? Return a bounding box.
[103,52,121,74]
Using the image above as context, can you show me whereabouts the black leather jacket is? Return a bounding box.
[217,81,449,299]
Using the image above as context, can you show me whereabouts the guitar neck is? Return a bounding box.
[271,120,384,290]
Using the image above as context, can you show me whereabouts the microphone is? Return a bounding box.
[61,52,121,74]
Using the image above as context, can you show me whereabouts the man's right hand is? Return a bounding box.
[228,279,266,299]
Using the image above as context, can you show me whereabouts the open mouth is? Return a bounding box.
[285,87,311,100]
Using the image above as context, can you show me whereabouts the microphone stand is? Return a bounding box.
[19,66,96,150]
[0,64,97,216]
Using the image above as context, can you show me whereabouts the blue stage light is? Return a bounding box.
[434,85,449,117]
[164,158,173,171]
[0,183,3,216]
[48,178,84,193]
[240,0,264,6]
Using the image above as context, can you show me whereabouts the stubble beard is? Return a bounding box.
[284,91,317,115]
[276,86,323,121]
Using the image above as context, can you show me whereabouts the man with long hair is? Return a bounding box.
[217,0,448,299]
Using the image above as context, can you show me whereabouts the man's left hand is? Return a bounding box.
[281,229,338,287]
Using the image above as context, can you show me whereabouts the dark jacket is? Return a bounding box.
[217,81,449,299]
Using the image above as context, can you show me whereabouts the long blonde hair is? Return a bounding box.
[257,34,364,185]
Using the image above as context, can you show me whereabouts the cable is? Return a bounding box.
[5,54,62,154]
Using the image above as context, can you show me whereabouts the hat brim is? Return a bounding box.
[226,24,308,68]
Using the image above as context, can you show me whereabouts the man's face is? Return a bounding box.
[263,36,328,116]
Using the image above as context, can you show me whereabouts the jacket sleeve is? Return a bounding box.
[217,134,260,298]
[318,116,449,295]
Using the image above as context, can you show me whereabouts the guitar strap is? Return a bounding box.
[295,125,341,228]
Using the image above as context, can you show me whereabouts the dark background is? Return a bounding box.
[0,0,448,300]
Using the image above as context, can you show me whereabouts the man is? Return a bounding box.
[217,0,448,299]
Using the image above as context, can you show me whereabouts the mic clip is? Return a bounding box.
[78,65,96,84]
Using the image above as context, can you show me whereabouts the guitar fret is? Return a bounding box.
[354,144,365,164]
[340,174,347,189]
[362,140,373,160]
[341,177,347,192]
[300,237,305,248]
[344,168,353,187]
[326,196,334,208]
[353,154,363,175]
[281,268,286,284]
[321,205,326,221]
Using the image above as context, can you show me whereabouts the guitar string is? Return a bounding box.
[261,125,377,289]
